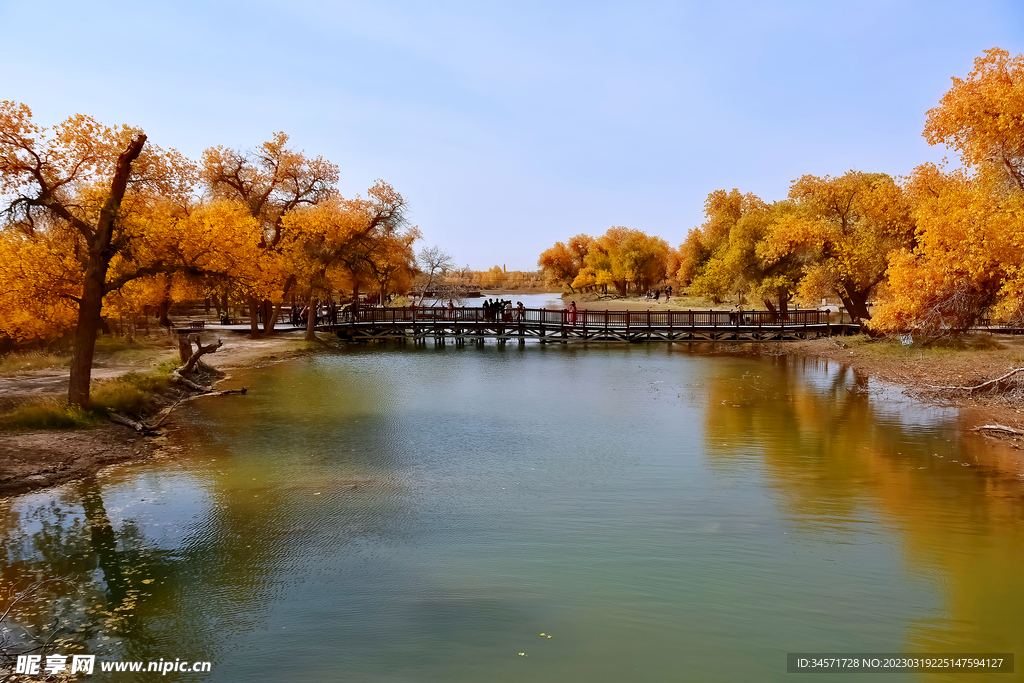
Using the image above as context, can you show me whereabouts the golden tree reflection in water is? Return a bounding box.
[702,354,1024,659]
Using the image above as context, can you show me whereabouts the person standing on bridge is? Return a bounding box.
[568,301,578,325]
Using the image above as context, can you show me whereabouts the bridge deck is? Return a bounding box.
[321,306,857,343]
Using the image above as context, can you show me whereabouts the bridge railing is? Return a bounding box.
[347,307,829,326]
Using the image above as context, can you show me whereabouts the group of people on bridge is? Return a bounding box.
[290,299,341,326]
[402,298,533,323]
[645,287,672,302]
[482,299,525,322]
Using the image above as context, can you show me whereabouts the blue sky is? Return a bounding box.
[2,0,1021,270]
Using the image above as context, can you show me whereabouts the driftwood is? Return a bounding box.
[181,387,248,402]
[107,332,243,432]
[107,396,185,433]
[927,367,1024,393]
[971,424,1024,435]
[108,389,247,430]
[171,334,224,391]
[145,397,184,429]
[178,336,223,375]
[108,410,147,432]
[172,369,210,391]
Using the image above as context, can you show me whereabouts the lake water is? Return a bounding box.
[2,343,1022,681]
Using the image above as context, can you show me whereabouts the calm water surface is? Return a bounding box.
[2,343,1023,682]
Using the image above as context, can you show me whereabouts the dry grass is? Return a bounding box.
[1,333,176,376]
[0,351,70,375]
[0,360,178,431]
[0,398,99,430]
[93,333,177,363]
[837,333,1024,365]
[89,368,175,414]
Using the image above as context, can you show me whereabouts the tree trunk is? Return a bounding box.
[68,263,106,406]
[777,288,790,320]
[305,292,318,341]
[259,299,273,334]
[67,134,147,407]
[178,335,222,375]
[837,289,873,333]
[158,278,172,328]
[246,294,261,338]
[177,332,193,363]
[270,276,295,333]
[762,299,777,321]
[847,292,871,323]
[267,302,282,332]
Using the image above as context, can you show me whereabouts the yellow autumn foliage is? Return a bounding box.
[1,102,421,404]
[872,48,1024,336]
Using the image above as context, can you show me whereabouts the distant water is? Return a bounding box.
[469,292,565,309]
[2,344,1021,682]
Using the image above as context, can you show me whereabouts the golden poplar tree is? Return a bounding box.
[538,234,593,292]
[760,171,914,330]
[201,133,338,336]
[873,48,1024,336]
[0,103,197,405]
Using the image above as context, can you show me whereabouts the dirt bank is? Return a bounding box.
[0,330,313,498]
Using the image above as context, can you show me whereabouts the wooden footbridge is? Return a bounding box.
[324,307,858,344]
